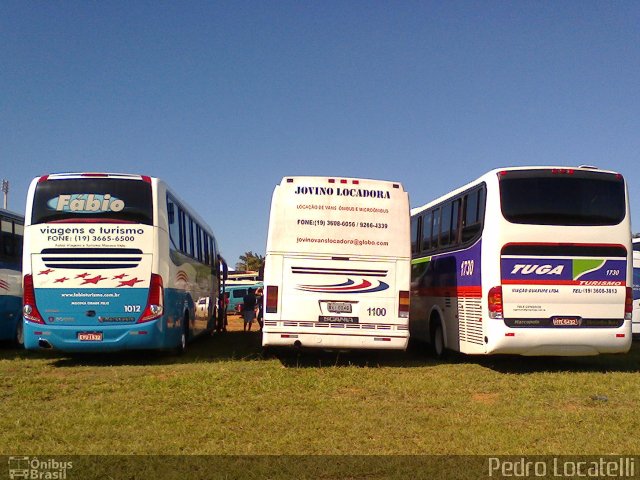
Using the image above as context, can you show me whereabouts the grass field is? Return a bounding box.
[2,315,640,458]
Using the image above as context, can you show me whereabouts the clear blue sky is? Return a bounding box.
[2,1,639,266]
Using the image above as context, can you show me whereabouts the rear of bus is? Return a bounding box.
[633,238,640,337]
[486,167,632,355]
[22,173,165,351]
[262,176,410,350]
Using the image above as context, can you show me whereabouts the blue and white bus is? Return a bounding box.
[633,237,640,338]
[22,173,223,352]
[410,166,632,356]
[0,208,24,345]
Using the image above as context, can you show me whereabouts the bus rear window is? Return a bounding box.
[499,170,625,226]
[32,178,153,225]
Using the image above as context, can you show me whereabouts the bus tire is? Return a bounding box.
[14,319,24,347]
[430,316,445,358]
[177,312,189,354]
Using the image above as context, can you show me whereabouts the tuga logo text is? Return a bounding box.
[510,264,564,275]
[47,194,125,213]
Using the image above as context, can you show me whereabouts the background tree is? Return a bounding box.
[235,251,265,272]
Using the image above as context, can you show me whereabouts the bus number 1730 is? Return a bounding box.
[460,260,475,277]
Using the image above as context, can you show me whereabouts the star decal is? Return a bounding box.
[75,273,90,279]
[81,275,107,285]
[112,273,128,280]
[117,277,144,287]
[54,277,69,283]
[39,269,54,275]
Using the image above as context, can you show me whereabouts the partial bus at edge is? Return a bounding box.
[22,173,223,352]
[633,237,640,338]
[0,208,24,345]
[262,176,411,350]
[410,166,632,356]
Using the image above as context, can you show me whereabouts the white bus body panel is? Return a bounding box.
[263,176,410,350]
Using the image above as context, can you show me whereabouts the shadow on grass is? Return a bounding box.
[435,341,640,374]
[0,332,434,369]
[267,346,432,369]
[3,334,639,373]
[0,331,265,368]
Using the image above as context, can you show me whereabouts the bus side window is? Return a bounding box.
[203,235,210,265]
[411,216,420,254]
[14,222,23,264]
[0,219,12,259]
[451,198,461,246]
[477,186,486,224]
[167,197,180,250]
[462,187,484,243]
[421,211,432,252]
[196,225,203,262]
[431,208,441,250]
[178,208,186,252]
[440,202,452,247]
[186,217,194,257]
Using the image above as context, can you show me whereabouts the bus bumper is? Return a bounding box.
[22,318,172,352]
[262,329,408,350]
[485,322,632,356]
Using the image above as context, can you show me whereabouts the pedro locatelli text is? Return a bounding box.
[488,457,635,478]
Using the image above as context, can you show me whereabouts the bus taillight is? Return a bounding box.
[488,286,503,319]
[23,274,45,324]
[266,286,278,314]
[398,290,410,318]
[625,287,632,321]
[139,274,164,323]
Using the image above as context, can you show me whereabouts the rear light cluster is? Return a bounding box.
[266,286,278,314]
[328,179,359,184]
[398,290,410,318]
[23,274,45,324]
[488,286,503,319]
[625,287,633,321]
[138,274,164,323]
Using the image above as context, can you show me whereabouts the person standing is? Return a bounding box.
[255,287,264,331]
[242,288,257,332]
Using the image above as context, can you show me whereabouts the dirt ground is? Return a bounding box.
[224,312,261,332]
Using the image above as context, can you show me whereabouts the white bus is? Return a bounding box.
[22,172,224,352]
[262,176,410,350]
[410,166,632,356]
[633,237,640,338]
[0,208,24,345]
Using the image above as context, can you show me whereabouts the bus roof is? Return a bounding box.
[279,176,405,191]
[410,165,623,216]
[0,208,24,222]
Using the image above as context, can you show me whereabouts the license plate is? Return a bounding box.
[318,316,359,324]
[552,317,581,326]
[78,332,103,341]
[326,302,353,314]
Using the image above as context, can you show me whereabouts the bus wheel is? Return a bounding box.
[430,319,445,358]
[177,313,189,354]
[14,319,24,348]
